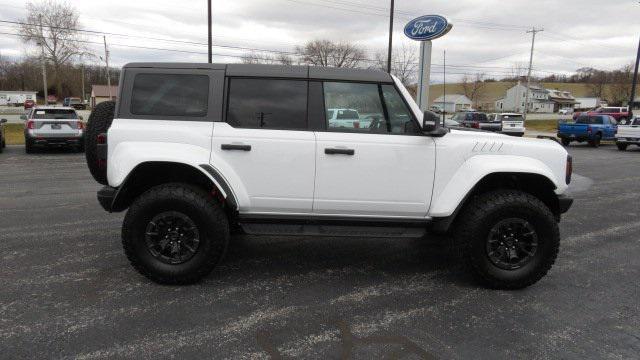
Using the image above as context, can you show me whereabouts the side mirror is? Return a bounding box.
[0,119,7,124]
[20,115,27,121]
[422,110,448,137]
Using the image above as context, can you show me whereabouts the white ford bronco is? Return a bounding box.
[85,63,573,289]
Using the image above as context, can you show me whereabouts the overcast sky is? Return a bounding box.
[0,0,639,82]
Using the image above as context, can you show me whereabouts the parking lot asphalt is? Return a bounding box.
[1,143,639,359]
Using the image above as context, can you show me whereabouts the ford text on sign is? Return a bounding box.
[404,15,452,41]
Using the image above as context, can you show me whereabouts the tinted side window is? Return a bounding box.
[381,85,418,134]
[131,74,209,117]
[323,82,386,133]
[226,78,307,130]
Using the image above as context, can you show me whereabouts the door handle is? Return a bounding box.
[221,144,251,151]
[325,148,355,155]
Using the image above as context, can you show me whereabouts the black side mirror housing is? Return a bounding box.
[422,110,448,137]
[0,119,7,124]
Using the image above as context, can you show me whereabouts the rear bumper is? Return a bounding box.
[502,131,525,136]
[26,134,84,147]
[97,186,117,212]
[557,133,589,141]
[558,194,573,214]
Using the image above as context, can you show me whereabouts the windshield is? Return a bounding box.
[32,109,78,119]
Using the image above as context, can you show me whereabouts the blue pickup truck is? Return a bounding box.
[558,114,617,147]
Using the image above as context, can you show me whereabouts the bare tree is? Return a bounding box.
[241,52,294,65]
[296,40,365,68]
[374,44,418,86]
[608,64,633,106]
[461,73,487,108]
[508,62,528,83]
[20,0,89,97]
[587,70,607,99]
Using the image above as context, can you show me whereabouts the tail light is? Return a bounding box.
[472,121,480,129]
[566,155,573,184]
[26,120,35,129]
[77,121,84,130]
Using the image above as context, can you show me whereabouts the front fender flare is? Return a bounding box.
[428,155,559,217]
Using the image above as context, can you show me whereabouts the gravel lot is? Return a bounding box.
[1,143,639,359]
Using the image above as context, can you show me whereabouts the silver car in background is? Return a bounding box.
[22,106,85,153]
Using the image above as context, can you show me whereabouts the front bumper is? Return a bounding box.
[616,137,640,144]
[97,186,117,212]
[558,194,573,214]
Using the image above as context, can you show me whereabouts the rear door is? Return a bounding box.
[211,77,316,214]
[313,81,435,218]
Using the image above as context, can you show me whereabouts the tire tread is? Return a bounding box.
[454,190,560,289]
[121,183,229,285]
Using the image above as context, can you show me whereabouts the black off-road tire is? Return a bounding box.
[121,183,230,285]
[453,190,560,289]
[588,133,601,148]
[616,142,628,151]
[561,138,570,146]
[85,101,115,185]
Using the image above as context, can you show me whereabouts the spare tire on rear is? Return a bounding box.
[85,101,115,185]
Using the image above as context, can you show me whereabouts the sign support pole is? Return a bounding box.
[417,40,432,111]
[628,36,639,119]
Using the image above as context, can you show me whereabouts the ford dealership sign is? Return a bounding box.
[404,15,452,41]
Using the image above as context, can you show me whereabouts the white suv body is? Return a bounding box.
[89,63,573,288]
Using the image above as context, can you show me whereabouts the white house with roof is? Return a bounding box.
[495,82,577,113]
[0,90,37,106]
[432,94,472,113]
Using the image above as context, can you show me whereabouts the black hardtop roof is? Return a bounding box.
[122,62,393,83]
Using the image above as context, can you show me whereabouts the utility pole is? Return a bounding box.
[386,0,394,73]
[103,35,112,100]
[629,36,640,119]
[207,0,212,63]
[38,15,47,104]
[443,50,446,124]
[524,27,543,120]
[81,62,85,103]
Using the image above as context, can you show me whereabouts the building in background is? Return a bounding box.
[90,85,118,108]
[574,97,605,111]
[0,91,37,106]
[495,82,577,113]
[432,94,472,113]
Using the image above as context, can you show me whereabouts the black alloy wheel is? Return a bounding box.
[486,218,538,270]
[144,211,200,265]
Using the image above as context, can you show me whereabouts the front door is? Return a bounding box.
[211,78,316,214]
[313,82,436,218]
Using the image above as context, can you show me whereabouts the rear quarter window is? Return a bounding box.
[130,73,209,117]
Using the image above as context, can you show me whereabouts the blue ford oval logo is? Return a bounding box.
[404,15,452,41]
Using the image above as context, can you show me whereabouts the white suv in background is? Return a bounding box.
[84,63,573,289]
[22,106,85,153]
